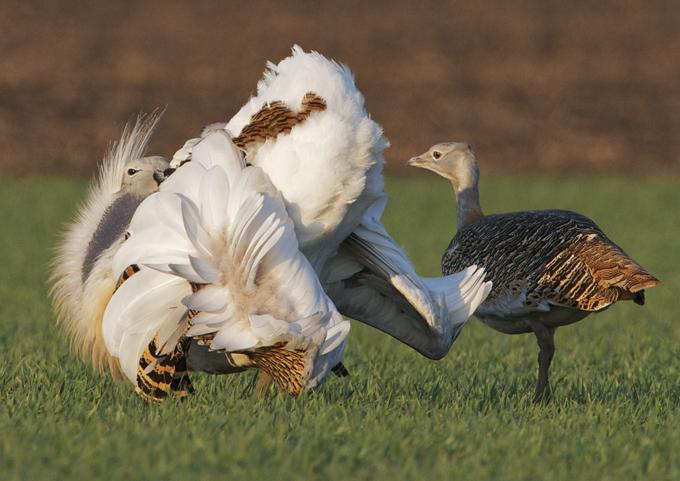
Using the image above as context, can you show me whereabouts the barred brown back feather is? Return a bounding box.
[176,93,325,167]
[442,210,660,313]
[539,234,660,311]
[232,92,326,149]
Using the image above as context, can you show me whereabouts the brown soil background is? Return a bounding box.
[1,0,678,176]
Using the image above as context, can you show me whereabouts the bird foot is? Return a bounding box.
[532,387,553,404]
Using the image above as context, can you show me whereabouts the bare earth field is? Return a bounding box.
[0,0,679,175]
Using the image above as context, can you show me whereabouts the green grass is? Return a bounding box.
[1,174,678,481]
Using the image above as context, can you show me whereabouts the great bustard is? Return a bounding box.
[51,47,492,402]
[169,46,491,363]
[409,142,660,402]
[105,131,350,400]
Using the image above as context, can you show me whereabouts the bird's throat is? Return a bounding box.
[453,184,484,230]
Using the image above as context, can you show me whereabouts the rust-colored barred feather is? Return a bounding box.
[244,343,308,396]
[176,92,326,167]
[114,265,196,402]
[115,264,140,289]
[232,92,326,149]
[539,235,660,311]
[442,210,660,314]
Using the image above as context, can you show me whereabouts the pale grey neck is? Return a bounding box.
[452,181,484,230]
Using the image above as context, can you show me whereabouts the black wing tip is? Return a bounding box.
[331,362,350,377]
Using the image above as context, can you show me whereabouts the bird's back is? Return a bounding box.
[226,46,388,271]
[442,210,659,314]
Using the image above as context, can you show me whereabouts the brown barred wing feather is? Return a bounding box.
[232,92,326,150]
[442,210,660,315]
[244,343,309,396]
[539,234,661,311]
[135,336,193,403]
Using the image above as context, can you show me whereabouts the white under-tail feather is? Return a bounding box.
[49,113,162,376]
[104,131,349,389]
[102,269,191,382]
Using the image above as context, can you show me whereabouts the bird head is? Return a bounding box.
[119,156,171,197]
[407,142,479,192]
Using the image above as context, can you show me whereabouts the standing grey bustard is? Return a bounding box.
[408,142,660,403]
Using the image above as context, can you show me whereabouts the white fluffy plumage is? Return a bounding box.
[171,45,492,360]
[229,46,492,357]
[174,45,387,272]
[104,131,349,390]
[50,114,164,376]
[55,46,490,398]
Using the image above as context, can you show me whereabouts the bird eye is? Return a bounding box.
[432,151,442,160]
[127,168,140,175]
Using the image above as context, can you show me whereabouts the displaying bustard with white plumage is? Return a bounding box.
[50,47,492,402]
[105,131,350,400]
[409,142,660,402]
[172,46,492,363]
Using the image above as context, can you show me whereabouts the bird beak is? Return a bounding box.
[407,154,427,168]
[152,171,164,185]
[152,167,176,185]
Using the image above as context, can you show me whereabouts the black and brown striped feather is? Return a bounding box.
[232,92,326,149]
[442,210,660,313]
[135,336,193,403]
[114,265,195,402]
[243,343,308,395]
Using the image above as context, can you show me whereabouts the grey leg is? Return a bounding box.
[527,321,556,404]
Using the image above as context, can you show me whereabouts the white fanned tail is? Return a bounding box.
[103,131,349,393]
[323,194,492,359]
